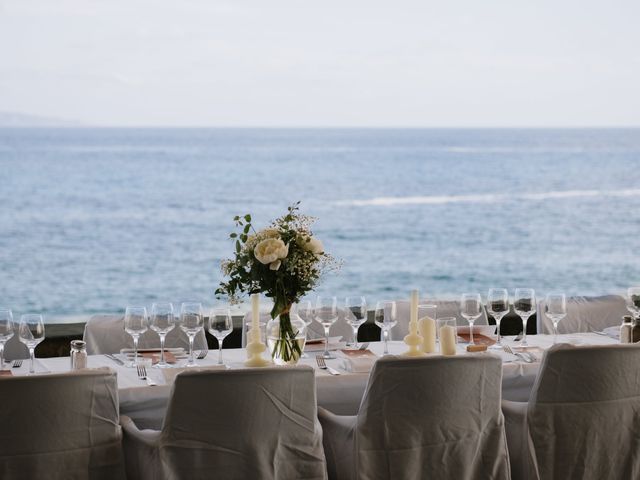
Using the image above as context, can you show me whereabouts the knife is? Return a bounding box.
[105,353,125,366]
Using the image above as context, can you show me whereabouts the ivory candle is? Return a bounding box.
[410,289,419,325]
[439,325,457,356]
[419,317,436,353]
[251,293,260,329]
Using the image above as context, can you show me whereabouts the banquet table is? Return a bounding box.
[11,333,618,429]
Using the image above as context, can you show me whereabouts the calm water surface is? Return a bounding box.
[1,128,639,321]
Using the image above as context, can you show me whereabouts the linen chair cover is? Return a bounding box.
[502,344,640,480]
[394,299,489,338]
[1,334,28,361]
[83,314,207,355]
[0,368,125,480]
[121,366,327,480]
[318,355,511,480]
[537,294,627,334]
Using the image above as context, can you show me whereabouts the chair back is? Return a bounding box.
[1,335,28,361]
[83,314,207,355]
[394,299,489,338]
[537,294,627,334]
[356,355,510,479]
[0,368,125,479]
[527,344,640,479]
[160,366,326,479]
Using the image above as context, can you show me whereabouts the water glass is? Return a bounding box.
[514,288,536,347]
[545,293,567,344]
[314,296,338,359]
[0,309,14,370]
[180,302,204,366]
[460,293,482,345]
[209,308,233,365]
[124,306,148,367]
[436,317,457,355]
[345,296,367,348]
[150,302,175,368]
[487,288,509,348]
[374,300,397,355]
[18,314,45,374]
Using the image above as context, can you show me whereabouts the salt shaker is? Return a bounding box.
[620,316,632,344]
[70,340,88,370]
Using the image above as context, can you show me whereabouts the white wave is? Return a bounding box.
[340,189,640,207]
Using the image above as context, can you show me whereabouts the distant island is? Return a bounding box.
[0,111,81,127]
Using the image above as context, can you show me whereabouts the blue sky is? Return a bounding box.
[0,0,638,126]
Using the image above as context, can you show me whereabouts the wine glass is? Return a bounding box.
[545,293,567,344]
[124,306,148,367]
[150,303,175,368]
[209,308,233,365]
[314,296,338,359]
[18,314,45,374]
[626,287,640,319]
[293,300,313,358]
[374,300,397,355]
[345,296,367,348]
[0,309,14,370]
[487,289,509,349]
[514,288,536,347]
[180,302,204,366]
[460,293,482,346]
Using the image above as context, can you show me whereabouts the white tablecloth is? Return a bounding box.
[11,333,618,428]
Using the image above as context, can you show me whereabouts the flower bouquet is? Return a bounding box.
[216,202,339,363]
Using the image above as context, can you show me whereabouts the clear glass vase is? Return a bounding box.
[266,313,306,365]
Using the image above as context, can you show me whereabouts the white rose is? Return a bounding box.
[269,260,282,271]
[298,235,324,255]
[259,228,280,239]
[254,238,289,265]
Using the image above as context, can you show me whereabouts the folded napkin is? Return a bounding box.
[304,337,346,353]
[340,350,377,373]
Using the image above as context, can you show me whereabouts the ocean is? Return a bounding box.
[1,128,639,322]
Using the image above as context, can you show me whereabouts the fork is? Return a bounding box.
[196,350,208,359]
[136,365,157,386]
[315,356,341,375]
[12,360,23,368]
[503,345,532,363]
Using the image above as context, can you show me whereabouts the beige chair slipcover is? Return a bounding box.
[121,366,327,480]
[502,343,640,480]
[0,368,125,479]
[537,294,628,334]
[1,335,28,361]
[83,314,207,355]
[318,355,511,480]
[394,299,490,338]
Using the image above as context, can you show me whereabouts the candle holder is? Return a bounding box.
[403,289,425,357]
[244,325,271,367]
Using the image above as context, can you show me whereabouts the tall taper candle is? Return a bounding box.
[410,290,419,324]
[252,293,260,330]
[245,293,271,367]
[403,289,424,356]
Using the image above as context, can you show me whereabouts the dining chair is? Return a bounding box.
[0,368,125,479]
[83,314,207,354]
[121,366,327,480]
[502,343,640,480]
[536,294,627,334]
[1,334,28,361]
[318,355,511,480]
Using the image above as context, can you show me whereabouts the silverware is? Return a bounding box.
[315,356,341,375]
[105,354,125,366]
[196,350,208,359]
[136,365,157,386]
[503,345,532,363]
[514,331,524,342]
[358,342,370,350]
[11,360,23,368]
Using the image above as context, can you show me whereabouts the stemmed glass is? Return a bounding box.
[626,287,640,319]
[345,296,367,348]
[0,309,14,370]
[487,289,509,349]
[460,293,482,346]
[150,303,175,368]
[314,296,338,359]
[374,300,397,355]
[293,300,313,358]
[209,308,233,365]
[514,288,536,347]
[124,306,148,367]
[180,302,204,366]
[18,314,45,374]
[545,293,567,344]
